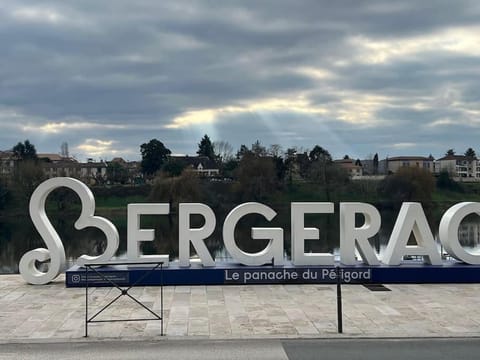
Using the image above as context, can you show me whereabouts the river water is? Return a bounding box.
[1,206,479,273]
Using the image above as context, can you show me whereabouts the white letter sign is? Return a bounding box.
[340,202,381,265]
[20,178,480,286]
[291,202,334,266]
[439,202,480,265]
[382,202,441,265]
[20,177,119,285]
[179,203,216,267]
[223,202,284,266]
[127,204,169,265]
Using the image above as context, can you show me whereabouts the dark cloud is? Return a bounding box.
[1,0,480,159]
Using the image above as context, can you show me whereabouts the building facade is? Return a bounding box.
[435,155,479,178]
[334,159,363,177]
[0,151,16,178]
[171,156,220,177]
[386,156,435,174]
[42,159,108,185]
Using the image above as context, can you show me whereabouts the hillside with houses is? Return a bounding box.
[0,150,221,186]
[2,144,479,187]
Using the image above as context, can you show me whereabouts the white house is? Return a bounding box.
[435,155,478,178]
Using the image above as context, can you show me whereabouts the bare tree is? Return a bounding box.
[61,142,69,158]
[268,144,283,158]
[213,141,234,163]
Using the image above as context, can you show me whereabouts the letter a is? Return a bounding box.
[382,203,441,265]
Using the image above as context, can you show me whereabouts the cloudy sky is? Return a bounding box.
[1,0,480,161]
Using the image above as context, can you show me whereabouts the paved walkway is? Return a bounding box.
[1,274,480,341]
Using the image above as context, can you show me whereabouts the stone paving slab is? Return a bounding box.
[1,274,480,341]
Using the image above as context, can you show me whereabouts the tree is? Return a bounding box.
[343,155,350,160]
[355,159,362,166]
[272,152,286,181]
[309,145,332,163]
[12,160,45,209]
[222,158,239,178]
[306,146,347,201]
[308,159,349,201]
[213,141,234,163]
[465,148,476,158]
[60,142,69,158]
[446,149,455,156]
[106,162,129,184]
[437,170,463,192]
[197,134,215,160]
[373,153,379,175]
[12,140,37,160]
[140,139,171,176]
[149,169,202,205]
[0,181,9,210]
[379,167,435,206]
[251,140,267,157]
[308,145,332,183]
[235,152,279,201]
[285,147,297,185]
[268,144,283,158]
[162,158,187,177]
[236,145,250,160]
[296,151,311,179]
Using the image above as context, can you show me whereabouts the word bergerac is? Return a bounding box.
[19,177,480,285]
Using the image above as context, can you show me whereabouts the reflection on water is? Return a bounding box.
[459,221,480,247]
[457,218,480,255]
[1,207,480,273]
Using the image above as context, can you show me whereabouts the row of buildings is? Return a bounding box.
[336,154,480,180]
[0,151,220,185]
[0,152,120,185]
[1,148,478,185]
